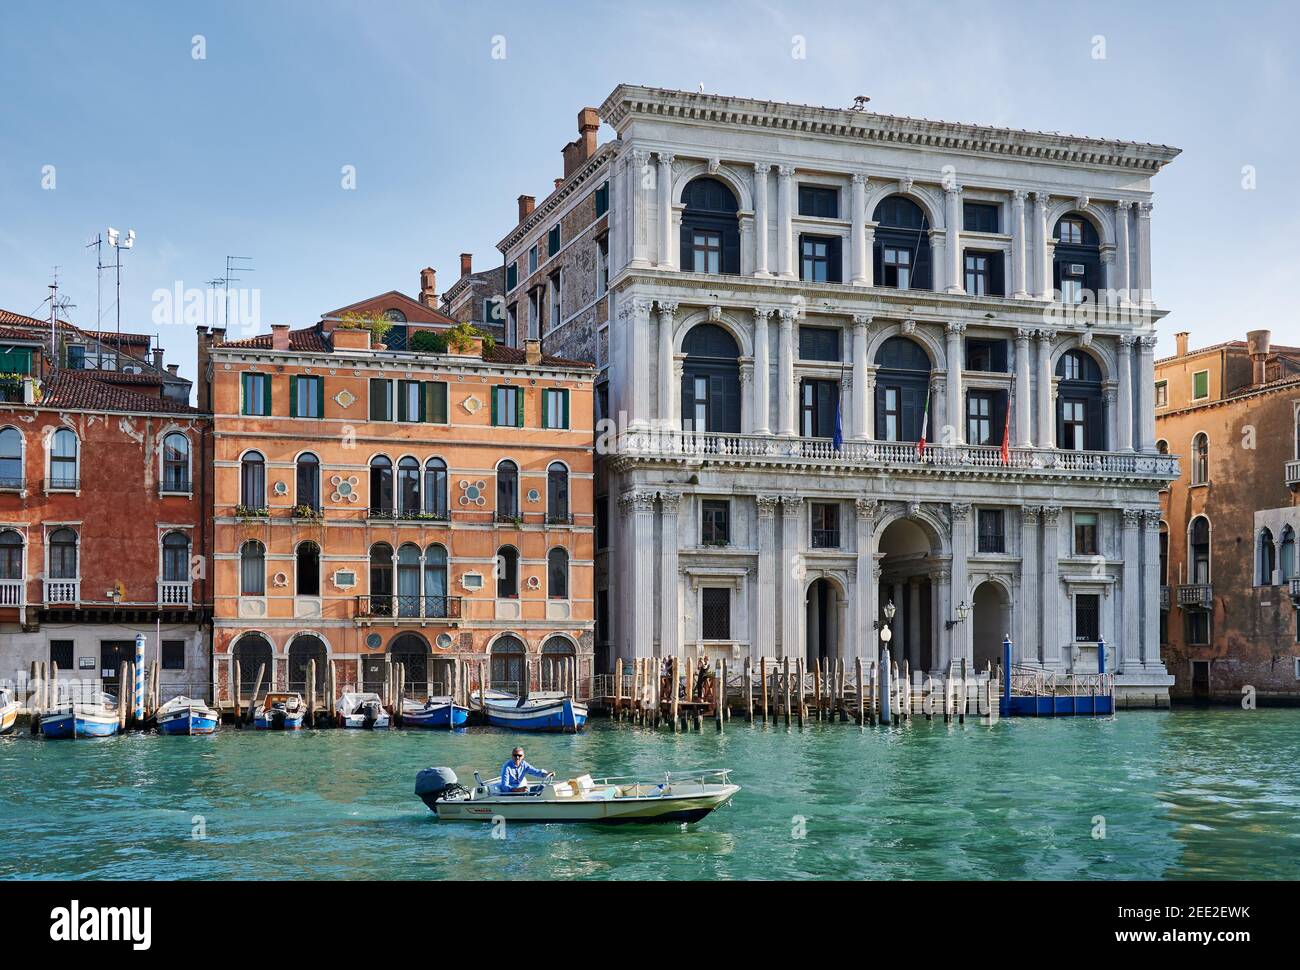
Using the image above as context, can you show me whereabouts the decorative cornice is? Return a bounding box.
[496,141,618,253]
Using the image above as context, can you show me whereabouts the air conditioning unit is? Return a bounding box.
[1068,263,1086,276]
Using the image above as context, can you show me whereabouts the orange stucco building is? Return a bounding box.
[198,317,595,706]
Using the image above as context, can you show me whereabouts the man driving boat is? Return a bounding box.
[501,747,553,792]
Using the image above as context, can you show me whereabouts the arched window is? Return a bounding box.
[548,547,569,599]
[424,543,449,617]
[232,634,273,693]
[872,196,932,291]
[239,540,265,595]
[296,453,320,512]
[369,456,393,516]
[1282,526,1297,581]
[874,336,931,441]
[424,458,448,519]
[397,543,421,617]
[162,432,190,492]
[497,460,519,520]
[162,531,190,582]
[680,177,740,275]
[1056,349,1105,451]
[547,463,569,524]
[681,324,741,434]
[1156,439,1169,454]
[389,632,430,693]
[497,545,519,598]
[50,428,78,488]
[1258,528,1276,586]
[369,542,393,616]
[240,451,265,509]
[296,541,320,596]
[0,529,23,580]
[287,634,327,694]
[1053,213,1101,304]
[0,427,21,488]
[490,635,526,692]
[541,636,575,692]
[1189,517,1210,585]
[397,457,420,515]
[48,528,78,579]
[1191,433,1209,485]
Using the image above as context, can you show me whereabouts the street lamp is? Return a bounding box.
[946,600,970,631]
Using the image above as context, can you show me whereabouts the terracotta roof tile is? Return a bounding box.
[220,325,331,351]
[35,371,199,415]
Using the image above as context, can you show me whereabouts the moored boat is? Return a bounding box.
[479,690,586,733]
[401,696,468,729]
[40,693,120,739]
[156,696,219,735]
[337,692,390,729]
[0,687,18,735]
[415,766,739,824]
[253,692,306,730]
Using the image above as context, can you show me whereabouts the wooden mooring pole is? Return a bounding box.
[671,655,681,731]
[248,662,266,725]
[744,658,753,723]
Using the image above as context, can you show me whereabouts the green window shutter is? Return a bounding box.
[541,390,551,430]
[240,374,249,414]
[427,382,448,424]
[516,388,524,427]
[491,386,499,426]
[397,382,408,422]
[562,389,569,429]
[262,374,272,415]
[316,376,325,418]
[289,376,298,417]
[417,381,427,423]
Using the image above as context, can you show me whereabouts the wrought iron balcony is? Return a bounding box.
[159,477,192,496]
[44,477,80,492]
[1159,585,1170,611]
[810,528,841,549]
[495,509,522,525]
[1177,584,1213,609]
[355,594,462,621]
[1286,459,1300,490]
[545,511,574,526]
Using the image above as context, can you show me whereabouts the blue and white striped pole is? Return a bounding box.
[1001,635,1013,716]
[133,632,145,724]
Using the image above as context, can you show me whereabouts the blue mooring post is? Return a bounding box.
[1097,636,1106,675]
[133,632,145,724]
[879,648,892,725]
[1001,635,1012,717]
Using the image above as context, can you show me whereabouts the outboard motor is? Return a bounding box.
[360,699,381,728]
[415,767,463,811]
[268,702,287,730]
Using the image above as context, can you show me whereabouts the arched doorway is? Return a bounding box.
[490,635,526,694]
[970,581,1009,670]
[681,324,741,434]
[540,636,575,692]
[805,577,845,667]
[287,634,327,694]
[231,634,273,695]
[876,517,943,674]
[389,632,448,698]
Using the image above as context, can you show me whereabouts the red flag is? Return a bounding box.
[916,389,930,458]
[1000,400,1011,466]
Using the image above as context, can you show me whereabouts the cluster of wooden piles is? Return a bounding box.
[23,659,170,734]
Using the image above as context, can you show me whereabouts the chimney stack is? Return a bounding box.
[419,267,438,308]
[166,363,179,376]
[270,323,290,351]
[525,338,542,366]
[1175,332,1190,358]
[151,347,165,369]
[460,253,473,278]
[562,107,601,178]
[518,195,535,222]
[1247,329,1272,386]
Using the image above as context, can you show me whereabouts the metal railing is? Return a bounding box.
[1159,585,1170,611]
[1177,584,1213,608]
[810,528,840,549]
[1290,578,1300,603]
[0,476,23,490]
[545,511,574,525]
[355,594,462,620]
[159,477,191,495]
[44,477,80,492]
[495,509,521,524]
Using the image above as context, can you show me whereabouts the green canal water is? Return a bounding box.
[2,708,1297,880]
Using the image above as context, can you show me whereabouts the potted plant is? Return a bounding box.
[337,311,395,350]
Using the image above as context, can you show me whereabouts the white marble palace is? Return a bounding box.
[595,86,1180,706]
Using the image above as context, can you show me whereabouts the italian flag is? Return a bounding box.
[1000,400,1012,466]
[916,390,930,458]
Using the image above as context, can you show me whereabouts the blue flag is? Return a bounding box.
[832,391,843,451]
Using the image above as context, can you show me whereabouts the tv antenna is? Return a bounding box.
[222,255,254,331]
[103,226,135,346]
[39,267,76,369]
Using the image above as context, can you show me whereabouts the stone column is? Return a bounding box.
[852,314,871,440]
[933,566,952,673]
[1116,200,1132,305]
[630,149,650,268]
[1136,202,1153,307]
[631,298,653,429]
[780,495,804,659]
[753,307,772,434]
[1117,334,1135,451]
[1036,329,1057,449]
[855,499,877,660]
[945,185,963,294]
[1011,190,1029,298]
[657,301,678,429]
[756,496,780,657]
[1141,511,1162,667]
[1019,506,1040,664]
[1138,335,1157,452]
[740,367,754,434]
[621,490,658,658]
[950,502,971,664]
[850,173,869,285]
[778,309,797,436]
[659,492,681,659]
[1120,509,1142,672]
[656,152,675,269]
[907,577,923,670]
[1040,506,1061,663]
[753,163,771,277]
[1015,329,1033,447]
[1032,191,1051,299]
[776,165,795,279]
[945,323,966,444]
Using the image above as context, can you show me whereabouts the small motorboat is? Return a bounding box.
[337,692,390,729]
[156,696,219,736]
[0,687,18,735]
[479,690,587,733]
[401,696,468,729]
[40,693,120,739]
[415,766,739,824]
[253,692,306,730]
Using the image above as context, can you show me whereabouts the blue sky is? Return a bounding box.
[2,0,1296,383]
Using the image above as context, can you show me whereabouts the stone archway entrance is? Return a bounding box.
[287,634,327,695]
[805,577,846,667]
[389,632,452,699]
[971,581,1010,670]
[877,517,945,674]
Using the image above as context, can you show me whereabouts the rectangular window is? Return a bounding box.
[241,372,270,416]
[798,184,839,219]
[595,495,608,550]
[701,499,730,546]
[1061,399,1086,451]
[799,235,841,283]
[691,231,721,273]
[542,388,569,429]
[882,247,911,289]
[549,272,562,330]
[482,298,497,326]
[596,236,609,296]
[1059,219,1084,245]
[799,326,841,362]
[1187,612,1211,646]
[528,290,540,339]
[49,639,74,671]
[963,202,1000,233]
[547,225,561,257]
[492,386,523,427]
[425,381,449,424]
[1074,512,1099,556]
[883,386,901,441]
[1192,370,1209,400]
[701,587,731,641]
[965,338,1008,373]
[369,378,393,421]
[507,305,518,346]
[506,262,518,291]
[967,391,994,445]
[161,640,186,670]
[965,253,989,295]
[1075,594,1100,642]
[1155,380,1168,407]
[528,245,538,273]
[594,181,609,217]
[290,375,323,418]
[800,378,839,438]
[977,509,1005,554]
[1059,263,1085,305]
[810,502,840,549]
